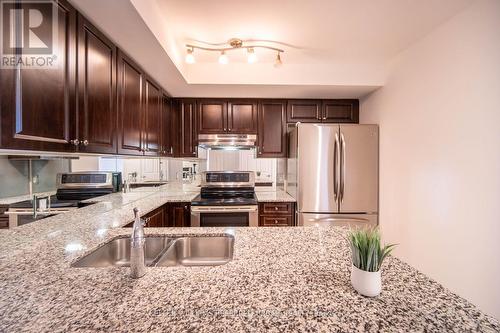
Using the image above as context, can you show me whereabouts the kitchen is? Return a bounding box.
[0,0,499,331]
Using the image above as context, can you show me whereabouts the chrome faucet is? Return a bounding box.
[122,180,130,193]
[130,207,146,278]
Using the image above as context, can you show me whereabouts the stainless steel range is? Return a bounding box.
[191,171,258,227]
[6,172,122,228]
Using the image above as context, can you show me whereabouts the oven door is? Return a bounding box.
[191,206,258,227]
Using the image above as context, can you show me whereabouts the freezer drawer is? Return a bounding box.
[299,213,377,228]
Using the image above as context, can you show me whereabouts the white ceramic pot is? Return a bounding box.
[350,264,382,297]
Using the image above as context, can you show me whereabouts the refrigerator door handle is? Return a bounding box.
[308,217,371,223]
[340,132,346,203]
[334,132,340,203]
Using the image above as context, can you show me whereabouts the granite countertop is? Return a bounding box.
[255,189,296,202]
[0,188,498,332]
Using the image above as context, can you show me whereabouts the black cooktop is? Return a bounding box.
[9,195,79,209]
[191,187,257,206]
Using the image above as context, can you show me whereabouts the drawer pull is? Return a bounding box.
[275,207,278,211]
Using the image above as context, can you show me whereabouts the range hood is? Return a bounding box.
[198,134,257,150]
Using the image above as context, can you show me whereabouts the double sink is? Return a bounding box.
[72,235,234,268]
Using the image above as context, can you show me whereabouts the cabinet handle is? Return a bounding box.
[275,206,278,211]
[170,147,173,154]
[274,220,278,224]
[70,139,79,146]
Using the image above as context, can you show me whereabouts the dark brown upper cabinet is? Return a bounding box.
[227,100,258,133]
[143,78,162,156]
[287,99,359,124]
[198,100,227,134]
[257,100,287,158]
[117,51,145,156]
[322,99,359,123]
[198,99,257,134]
[76,15,117,154]
[287,100,321,123]
[177,99,197,157]
[161,95,174,157]
[0,0,77,152]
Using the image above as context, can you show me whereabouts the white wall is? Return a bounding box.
[360,0,500,319]
[206,149,276,185]
[70,156,99,172]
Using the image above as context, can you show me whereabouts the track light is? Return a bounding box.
[247,48,257,64]
[185,48,195,64]
[218,51,228,64]
[185,39,285,65]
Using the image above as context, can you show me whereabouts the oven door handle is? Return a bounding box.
[191,206,258,213]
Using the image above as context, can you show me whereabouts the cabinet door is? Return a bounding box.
[162,95,173,156]
[76,15,117,154]
[257,100,286,158]
[322,100,359,123]
[143,78,162,156]
[227,100,257,133]
[143,205,166,228]
[198,100,227,134]
[117,51,144,155]
[178,100,197,157]
[0,0,76,152]
[259,216,293,227]
[169,203,191,227]
[287,100,321,123]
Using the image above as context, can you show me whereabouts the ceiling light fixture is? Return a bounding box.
[274,52,282,68]
[218,50,228,64]
[185,47,195,64]
[185,38,285,66]
[247,48,257,64]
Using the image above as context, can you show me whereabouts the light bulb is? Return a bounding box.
[247,48,257,64]
[185,48,195,64]
[274,52,282,68]
[218,51,228,64]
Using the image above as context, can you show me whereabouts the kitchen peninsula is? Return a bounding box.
[0,184,497,332]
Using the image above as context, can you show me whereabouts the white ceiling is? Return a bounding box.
[71,0,473,98]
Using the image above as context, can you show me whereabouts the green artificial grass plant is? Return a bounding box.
[348,228,397,272]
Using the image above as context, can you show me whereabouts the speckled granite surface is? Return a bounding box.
[0,189,499,333]
[0,182,498,332]
[255,189,296,202]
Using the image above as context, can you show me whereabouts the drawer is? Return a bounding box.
[259,216,293,227]
[260,202,293,215]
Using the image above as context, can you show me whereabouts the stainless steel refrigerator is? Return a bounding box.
[287,123,378,227]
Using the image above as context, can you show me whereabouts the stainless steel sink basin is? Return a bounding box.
[72,235,234,268]
[71,236,172,268]
[155,236,234,267]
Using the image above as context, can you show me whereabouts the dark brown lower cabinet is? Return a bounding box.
[0,205,9,229]
[124,202,191,227]
[168,203,191,227]
[142,205,166,228]
[258,202,295,227]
